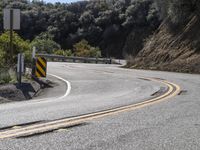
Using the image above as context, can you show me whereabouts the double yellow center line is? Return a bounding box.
[0,78,181,139]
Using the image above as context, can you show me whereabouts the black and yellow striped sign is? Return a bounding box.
[35,57,47,78]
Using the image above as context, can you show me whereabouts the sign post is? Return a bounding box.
[3,9,20,64]
[10,9,13,64]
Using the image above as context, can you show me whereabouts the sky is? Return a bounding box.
[44,0,82,3]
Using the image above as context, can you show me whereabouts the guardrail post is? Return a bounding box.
[105,58,108,64]
[96,58,98,64]
[109,58,112,64]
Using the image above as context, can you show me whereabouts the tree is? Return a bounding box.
[0,31,31,65]
[31,39,60,54]
[123,0,152,27]
[31,36,61,54]
[0,0,161,58]
[79,11,94,27]
[155,0,200,25]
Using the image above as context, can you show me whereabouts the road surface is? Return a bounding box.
[0,62,200,150]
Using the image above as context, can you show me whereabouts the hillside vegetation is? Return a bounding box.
[0,0,160,59]
[1,0,199,73]
[128,0,200,73]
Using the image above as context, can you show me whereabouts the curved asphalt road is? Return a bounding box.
[0,62,200,149]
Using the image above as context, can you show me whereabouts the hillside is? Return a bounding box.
[1,0,200,73]
[128,0,200,73]
[0,0,160,58]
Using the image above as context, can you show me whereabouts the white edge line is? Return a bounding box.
[0,74,71,108]
[28,73,71,103]
[48,73,71,100]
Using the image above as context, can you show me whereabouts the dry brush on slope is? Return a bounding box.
[128,0,200,73]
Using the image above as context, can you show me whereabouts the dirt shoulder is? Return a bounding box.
[0,75,67,104]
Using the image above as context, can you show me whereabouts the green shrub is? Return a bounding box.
[53,49,73,57]
[64,50,73,57]
[0,31,31,65]
[0,48,5,67]
[53,49,65,56]
[73,39,101,58]
[0,68,12,84]
[31,32,61,54]
[31,39,61,54]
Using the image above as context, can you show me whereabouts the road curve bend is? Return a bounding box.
[0,77,180,139]
[0,62,200,150]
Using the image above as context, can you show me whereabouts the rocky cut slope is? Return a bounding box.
[128,0,200,73]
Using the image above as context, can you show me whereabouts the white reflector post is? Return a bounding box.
[17,53,20,73]
[17,53,24,73]
[32,46,36,59]
[21,54,24,73]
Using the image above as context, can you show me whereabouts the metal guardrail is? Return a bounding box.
[36,54,112,64]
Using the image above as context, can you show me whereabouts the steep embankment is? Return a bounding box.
[129,15,200,73]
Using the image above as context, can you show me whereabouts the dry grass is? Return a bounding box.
[129,15,200,74]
